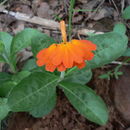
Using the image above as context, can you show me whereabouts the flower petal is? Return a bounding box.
[37,44,57,65]
[36,59,46,66]
[79,40,97,51]
[57,63,66,72]
[51,44,64,66]
[67,42,83,63]
[36,48,47,59]
[84,51,94,60]
[62,43,73,68]
[45,62,56,72]
[76,61,86,69]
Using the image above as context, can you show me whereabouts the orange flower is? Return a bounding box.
[36,21,96,72]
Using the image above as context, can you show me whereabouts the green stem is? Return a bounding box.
[58,71,65,82]
[68,0,75,41]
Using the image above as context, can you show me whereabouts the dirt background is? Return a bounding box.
[0,0,130,130]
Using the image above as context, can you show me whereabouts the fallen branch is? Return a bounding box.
[0,6,60,30]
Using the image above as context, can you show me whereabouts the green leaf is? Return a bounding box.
[64,68,92,85]
[0,72,12,84]
[10,28,42,69]
[113,23,126,35]
[10,28,42,55]
[0,41,5,54]
[0,81,16,97]
[0,71,31,97]
[60,82,108,125]
[0,56,6,63]
[123,48,130,56]
[31,33,56,56]
[12,71,31,84]
[22,59,37,71]
[8,72,58,118]
[0,32,12,56]
[0,72,14,97]
[22,58,46,73]
[99,74,110,80]
[30,93,56,117]
[86,32,128,69]
[122,6,130,20]
[0,98,10,120]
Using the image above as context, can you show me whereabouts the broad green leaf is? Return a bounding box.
[8,72,58,117]
[86,32,128,69]
[12,71,31,84]
[123,48,130,56]
[0,98,10,120]
[30,93,56,117]
[113,23,126,35]
[0,72,12,84]
[60,82,108,125]
[0,72,14,97]
[0,41,4,54]
[10,28,42,55]
[64,68,92,85]
[31,33,56,56]
[10,28,42,68]
[122,6,130,19]
[0,71,31,97]
[0,32,12,56]
[0,81,16,97]
[22,59,45,73]
[22,59,37,71]
[0,56,5,63]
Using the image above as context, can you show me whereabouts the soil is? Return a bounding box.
[0,0,130,130]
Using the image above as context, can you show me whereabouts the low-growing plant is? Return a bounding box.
[0,5,129,126]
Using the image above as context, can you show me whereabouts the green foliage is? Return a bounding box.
[10,28,42,69]
[0,32,12,64]
[0,71,31,97]
[8,72,58,117]
[64,68,92,85]
[0,81,16,97]
[0,56,5,62]
[31,33,56,56]
[0,98,10,120]
[113,23,126,35]
[122,6,130,20]
[99,70,123,80]
[0,41,4,54]
[86,31,128,69]
[123,48,130,56]
[22,59,38,71]
[0,73,14,97]
[60,82,108,125]
[30,93,56,117]
[10,28,42,55]
[0,32,12,56]
[12,71,31,84]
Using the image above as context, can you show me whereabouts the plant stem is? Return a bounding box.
[68,0,75,41]
[58,71,65,82]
